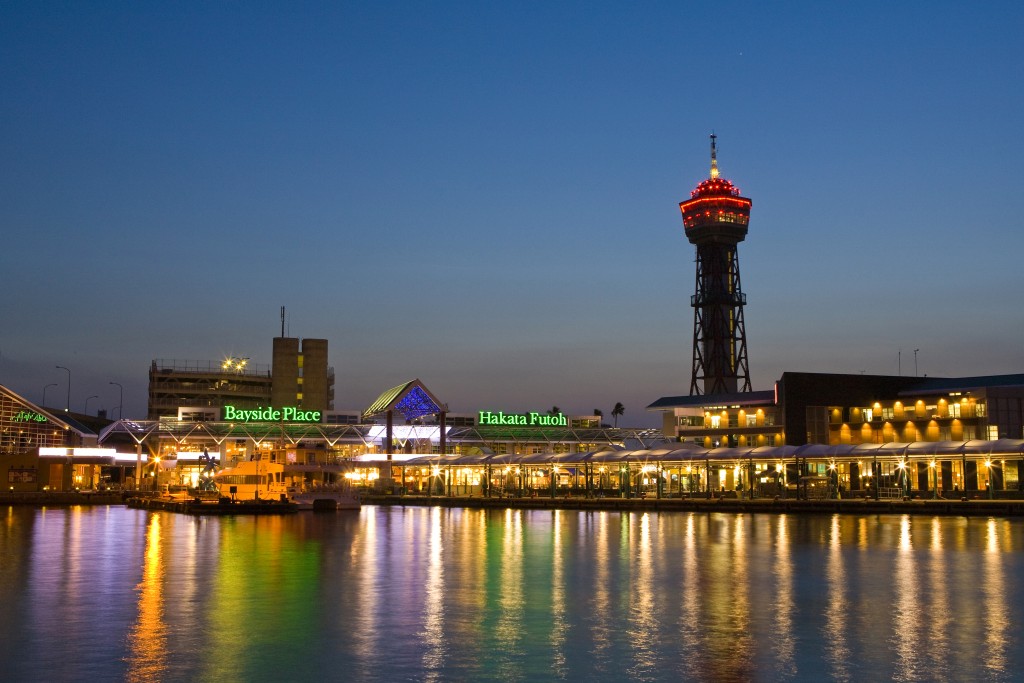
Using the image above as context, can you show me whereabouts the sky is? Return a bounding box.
[2,2,1023,427]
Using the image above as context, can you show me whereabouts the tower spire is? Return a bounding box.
[709,132,719,180]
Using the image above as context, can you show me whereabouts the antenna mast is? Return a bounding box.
[709,132,719,180]
[280,306,286,337]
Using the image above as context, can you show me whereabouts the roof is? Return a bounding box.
[398,439,1024,467]
[0,384,97,438]
[897,374,1024,397]
[647,390,775,411]
[363,379,447,420]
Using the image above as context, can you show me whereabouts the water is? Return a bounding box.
[1,505,1022,683]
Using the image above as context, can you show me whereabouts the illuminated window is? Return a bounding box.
[948,402,961,418]
[988,426,1000,440]
[863,408,873,422]
[746,415,757,426]
[710,415,721,429]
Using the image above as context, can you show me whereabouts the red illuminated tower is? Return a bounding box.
[680,134,752,395]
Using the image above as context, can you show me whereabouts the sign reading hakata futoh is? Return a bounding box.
[478,411,567,426]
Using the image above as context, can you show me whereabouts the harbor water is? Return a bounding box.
[1,504,1022,682]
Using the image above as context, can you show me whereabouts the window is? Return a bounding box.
[746,415,757,426]
[881,407,895,419]
[863,408,873,422]
[710,415,721,429]
[988,425,1000,440]
[948,402,961,418]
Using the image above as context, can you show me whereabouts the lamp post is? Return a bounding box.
[930,460,937,500]
[56,366,70,412]
[84,395,98,416]
[109,382,123,420]
[43,383,57,407]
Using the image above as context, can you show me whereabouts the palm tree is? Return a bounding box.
[548,406,561,416]
[611,402,624,427]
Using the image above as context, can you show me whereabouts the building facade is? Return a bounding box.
[148,336,334,419]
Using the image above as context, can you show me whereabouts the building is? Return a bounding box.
[271,337,332,412]
[0,383,128,491]
[101,378,661,493]
[147,337,334,419]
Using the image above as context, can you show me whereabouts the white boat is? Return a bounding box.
[214,460,360,510]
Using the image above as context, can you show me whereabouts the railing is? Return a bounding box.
[878,487,904,500]
[151,359,271,376]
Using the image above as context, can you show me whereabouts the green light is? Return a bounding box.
[478,411,567,427]
[222,405,321,423]
[13,410,47,423]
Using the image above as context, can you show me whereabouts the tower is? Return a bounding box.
[680,134,752,395]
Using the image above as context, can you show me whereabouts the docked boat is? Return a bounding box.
[214,460,360,510]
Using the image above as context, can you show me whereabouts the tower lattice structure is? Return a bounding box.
[680,135,752,395]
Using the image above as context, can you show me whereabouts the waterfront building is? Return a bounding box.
[98,378,660,492]
[0,383,129,491]
[147,336,334,419]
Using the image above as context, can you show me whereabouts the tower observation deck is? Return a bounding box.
[680,134,752,395]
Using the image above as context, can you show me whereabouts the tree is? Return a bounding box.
[611,402,625,427]
[548,406,561,415]
[593,409,603,417]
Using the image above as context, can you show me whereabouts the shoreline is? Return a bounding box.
[4,491,1024,517]
[363,493,1024,517]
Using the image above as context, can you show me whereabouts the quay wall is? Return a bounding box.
[363,494,1024,517]
[4,492,1024,518]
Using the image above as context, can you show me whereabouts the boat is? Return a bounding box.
[214,459,360,510]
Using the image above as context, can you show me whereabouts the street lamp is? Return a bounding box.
[43,383,57,407]
[56,366,70,412]
[84,395,98,416]
[109,382,123,420]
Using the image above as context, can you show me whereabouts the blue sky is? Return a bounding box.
[2,2,1023,426]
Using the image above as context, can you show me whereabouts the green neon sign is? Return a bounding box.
[478,411,567,427]
[13,410,48,423]
[222,405,322,423]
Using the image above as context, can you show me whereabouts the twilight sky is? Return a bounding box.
[2,2,1023,427]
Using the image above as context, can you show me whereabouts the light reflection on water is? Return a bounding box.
[1,506,1023,682]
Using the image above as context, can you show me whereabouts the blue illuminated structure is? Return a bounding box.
[363,380,448,487]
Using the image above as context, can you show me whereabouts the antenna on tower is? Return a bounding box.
[280,306,286,338]
[709,132,719,180]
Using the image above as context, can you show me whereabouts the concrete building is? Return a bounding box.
[147,337,334,419]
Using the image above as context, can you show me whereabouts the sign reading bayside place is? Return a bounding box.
[478,411,567,427]
[222,405,322,423]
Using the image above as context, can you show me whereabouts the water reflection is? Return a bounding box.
[892,515,921,681]
[983,519,1009,677]
[626,512,655,679]
[126,513,167,682]
[2,507,1024,682]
